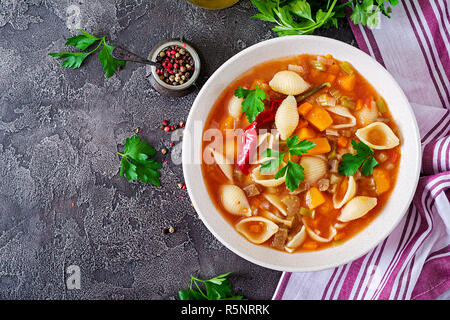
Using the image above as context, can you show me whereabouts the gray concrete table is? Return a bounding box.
[0,0,355,299]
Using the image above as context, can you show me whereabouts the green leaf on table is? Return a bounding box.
[118,135,162,187]
[48,51,92,69]
[178,272,245,301]
[65,30,101,50]
[98,43,126,78]
[49,29,125,78]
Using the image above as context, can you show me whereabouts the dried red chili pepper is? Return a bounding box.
[236,98,283,175]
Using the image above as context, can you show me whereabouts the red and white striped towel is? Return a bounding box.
[273,0,450,300]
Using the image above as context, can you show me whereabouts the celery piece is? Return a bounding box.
[376,97,387,113]
[340,96,356,109]
[311,59,326,71]
[339,61,354,75]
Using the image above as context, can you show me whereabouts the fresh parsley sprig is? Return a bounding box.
[261,135,316,192]
[234,85,266,123]
[178,272,245,300]
[49,29,125,78]
[251,0,399,37]
[338,139,379,177]
[118,135,162,187]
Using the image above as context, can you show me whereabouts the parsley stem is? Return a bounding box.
[87,37,104,55]
[192,277,209,300]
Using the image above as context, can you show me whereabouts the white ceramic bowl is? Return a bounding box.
[182,35,421,272]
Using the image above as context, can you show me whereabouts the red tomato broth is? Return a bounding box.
[201,54,400,252]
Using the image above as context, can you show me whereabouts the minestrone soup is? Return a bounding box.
[202,54,401,253]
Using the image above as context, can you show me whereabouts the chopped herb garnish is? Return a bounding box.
[178,272,245,300]
[118,135,162,187]
[261,135,316,192]
[338,139,379,177]
[234,85,266,123]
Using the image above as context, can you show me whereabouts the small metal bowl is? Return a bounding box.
[146,39,201,97]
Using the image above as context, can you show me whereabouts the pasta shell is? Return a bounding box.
[332,176,356,209]
[260,210,294,227]
[208,147,234,182]
[251,162,287,187]
[235,216,279,244]
[220,185,252,217]
[263,193,289,216]
[327,106,357,129]
[228,95,243,119]
[306,226,337,243]
[269,70,310,95]
[285,226,306,253]
[338,196,378,222]
[275,95,299,140]
[355,122,400,150]
[355,102,378,127]
[300,156,327,185]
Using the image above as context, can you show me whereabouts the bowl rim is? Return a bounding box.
[182,35,421,272]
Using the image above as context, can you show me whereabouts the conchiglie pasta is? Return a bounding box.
[207,147,234,182]
[220,185,252,217]
[275,95,299,140]
[338,196,378,222]
[333,176,356,209]
[235,216,279,244]
[300,156,327,185]
[269,70,310,95]
[285,226,306,252]
[355,122,400,150]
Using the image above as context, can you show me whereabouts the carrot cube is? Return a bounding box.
[305,137,331,155]
[305,105,333,131]
[298,102,313,116]
[296,126,317,140]
[338,74,356,91]
[373,167,391,194]
[306,187,326,210]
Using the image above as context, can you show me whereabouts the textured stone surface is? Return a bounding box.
[0,0,355,299]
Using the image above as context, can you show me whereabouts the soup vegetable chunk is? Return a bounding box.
[202,54,401,252]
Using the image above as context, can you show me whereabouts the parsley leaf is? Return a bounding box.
[48,51,92,69]
[178,273,245,301]
[118,135,162,187]
[286,135,316,155]
[250,0,398,36]
[278,160,305,192]
[65,30,101,50]
[98,42,126,78]
[234,85,266,123]
[338,140,379,177]
[259,148,285,174]
[49,29,125,78]
[260,135,316,192]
